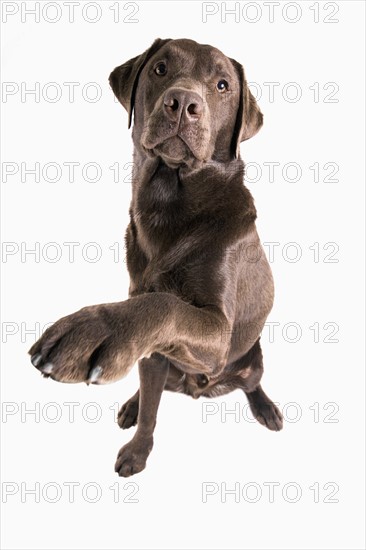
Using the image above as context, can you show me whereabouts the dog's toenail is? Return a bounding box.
[31,353,42,367]
[41,363,54,374]
[87,365,103,384]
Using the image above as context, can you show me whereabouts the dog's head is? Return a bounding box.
[109,38,263,169]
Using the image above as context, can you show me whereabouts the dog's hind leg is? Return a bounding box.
[233,340,283,432]
[245,384,283,431]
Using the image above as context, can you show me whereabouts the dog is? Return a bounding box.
[29,38,283,477]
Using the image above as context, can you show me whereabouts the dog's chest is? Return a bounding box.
[134,204,183,261]
[134,168,190,258]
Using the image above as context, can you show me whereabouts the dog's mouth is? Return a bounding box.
[141,112,210,170]
[153,136,191,165]
[144,135,206,170]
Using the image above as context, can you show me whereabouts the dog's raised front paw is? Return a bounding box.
[28,304,135,384]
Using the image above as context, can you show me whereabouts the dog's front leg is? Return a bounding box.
[115,353,169,477]
[29,292,231,384]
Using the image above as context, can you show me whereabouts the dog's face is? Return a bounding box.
[110,38,263,169]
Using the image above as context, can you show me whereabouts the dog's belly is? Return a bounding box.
[164,362,243,399]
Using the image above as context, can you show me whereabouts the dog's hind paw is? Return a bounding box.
[246,386,283,432]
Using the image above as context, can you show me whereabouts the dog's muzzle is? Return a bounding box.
[141,87,210,168]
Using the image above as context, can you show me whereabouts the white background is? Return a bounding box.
[1,1,365,549]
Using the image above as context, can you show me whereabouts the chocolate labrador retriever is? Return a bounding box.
[29,38,283,477]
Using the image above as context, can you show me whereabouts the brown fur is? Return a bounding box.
[29,39,282,477]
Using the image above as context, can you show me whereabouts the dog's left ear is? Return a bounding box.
[109,38,172,128]
[230,58,263,158]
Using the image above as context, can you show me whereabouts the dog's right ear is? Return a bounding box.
[109,38,172,128]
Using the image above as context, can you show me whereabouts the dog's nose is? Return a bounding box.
[164,89,203,122]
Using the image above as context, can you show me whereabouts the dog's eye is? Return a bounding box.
[217,79,229,92]
[155,63,167,76]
